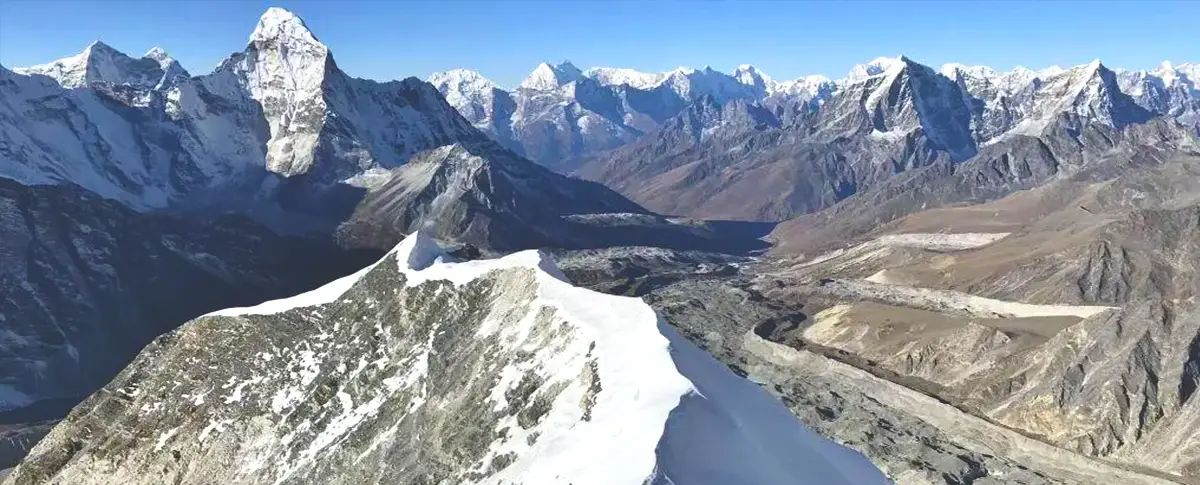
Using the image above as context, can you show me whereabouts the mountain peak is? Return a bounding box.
[583,67,667,89]
[846,56,904,82]
[142,46,169,61]
[85,40,118,53]
[250,7,322,47]
[12,40,160,89]
[518,61,582,90]
[733,64,774,91]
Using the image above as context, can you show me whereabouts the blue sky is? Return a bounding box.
[1,0,1196,88]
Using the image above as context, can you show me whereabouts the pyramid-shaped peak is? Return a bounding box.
[847,56,905,82]
[427,68,498,92]
[86,40,119,53]
[519,61,583,90]
[733,64,774,89]
[143,46,170,61]
[250,7,322,47]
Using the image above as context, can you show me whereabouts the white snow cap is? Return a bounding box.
[143,47,170,61]
[583,66,668,89]
[250,7,322,47]
[519,61,583,90]
[847,56,904,82]
[208,232,891,484]
[732,64,774,90]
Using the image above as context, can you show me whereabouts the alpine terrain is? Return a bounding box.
[3,2,1200,484]
[7,233,888,485]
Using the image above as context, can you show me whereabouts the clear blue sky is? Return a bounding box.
[1,0,1196,88]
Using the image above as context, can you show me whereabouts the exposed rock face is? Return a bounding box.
[0,177,375,410]
[1,8,487,213]
[332,142,772,254]
[0,6,685,419]
[13,41,187,90]
[569,58,1193,222]
[5,234,888,485]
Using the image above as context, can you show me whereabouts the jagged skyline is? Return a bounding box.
[2,0,1196,88]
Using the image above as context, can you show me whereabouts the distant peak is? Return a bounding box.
[733,64,773,89]
[1039,65,1066,77]
[519,60,582,90]
[428,68,492,84]
[86,40,115,52]
[143,47,170,61]
[846,56,904,82]
[250,7,322,47]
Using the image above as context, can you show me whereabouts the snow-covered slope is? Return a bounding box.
[583,66,667,89]
[6,232,889,485]
[517,61,584,91]
[13,41,188,90]
[1,7,485,212]
[846,56,904,83]
[432,56,1195,167]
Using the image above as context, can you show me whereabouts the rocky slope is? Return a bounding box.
[549,244,1179,484]
[334,143,769,254]
[5,233,888,485]
[570,57,1194,221]
[0,177,376,411]
[1,6,765,419]
[756,143,1200,479]
[1,7,487,216]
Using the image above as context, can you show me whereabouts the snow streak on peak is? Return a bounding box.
[583,67,667,89]
[733,64,774,91]
[142,47,170,62]
[939,63,998,80]
[428,68,497,90]
[846,56,904,82]
[519,61,583,90]
[13,40,188,90]
[250,7,322,47]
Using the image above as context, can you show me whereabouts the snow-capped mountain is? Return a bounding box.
[0,6,670,418]
[431,55,1198,169]
[571,54,1198,222]
[7,232,889,485]
[582,66,667,89]
[518,60,584,91]
[13,41,189,90]
[2,7,486,213]
[1118,61,1200,130]
[845,56,904,83]
[429,62,807,165]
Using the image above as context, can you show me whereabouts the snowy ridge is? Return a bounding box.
[13,41,188,90]
[846,56,904,83]
[2,7,485,209]
[425,55,1195,164]
[518,61,583,91]
[583,66,668,89]
[198,232,888,484]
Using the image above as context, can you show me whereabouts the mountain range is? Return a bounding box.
[4,5,1200,484]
